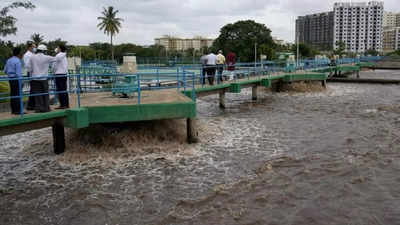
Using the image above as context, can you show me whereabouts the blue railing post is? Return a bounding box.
[77,74,81,108]
[200,67,204,88]
[18,76,24,117]
[191,72,196,101]
[234,67,237,82]
[137,74,141,104]
[157,68,160,87]
[176,68,180,90]
[183,69,186,92]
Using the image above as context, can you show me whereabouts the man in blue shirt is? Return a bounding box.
[4,47,24,115]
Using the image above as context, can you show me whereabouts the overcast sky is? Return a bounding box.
[3,0,400,46]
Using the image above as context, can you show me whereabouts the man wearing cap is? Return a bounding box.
[216,50,226,83]
[23,41,36,110]
[27,44,56,113]
[53,45,69,109]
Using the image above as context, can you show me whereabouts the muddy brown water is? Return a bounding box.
[1,70,400,225]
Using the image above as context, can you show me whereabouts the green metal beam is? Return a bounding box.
[0,111,67,128]
[87,101,197,125]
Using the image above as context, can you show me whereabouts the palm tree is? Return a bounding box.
[31,33,44,46]
[97,6,123,61]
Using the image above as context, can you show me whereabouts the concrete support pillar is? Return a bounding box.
[322,80,327,88]
[276,81,282,92]
[252,86,258,101]
[187,118,198,144]
[219,90,226,109]
[52,120,65,154]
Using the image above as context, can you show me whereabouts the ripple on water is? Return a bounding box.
[1,75,400,224]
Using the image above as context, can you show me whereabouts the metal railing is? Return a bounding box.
[0,57,384,118]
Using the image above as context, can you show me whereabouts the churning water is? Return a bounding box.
[1,70,400,225]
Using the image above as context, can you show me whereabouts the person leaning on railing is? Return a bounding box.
[226,52,236,80]
[23,41,37,110]
[53,45,69,109]
[27,44,56,113]
[216,50,226,83]
[205,51,218,85]
[4,47,25,115]
[200,54,208,85]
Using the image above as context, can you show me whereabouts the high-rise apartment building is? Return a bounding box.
[383,11,400,28]
[295,12,334,50]
[333,1,384,53]
[296,1,384,53]
[383,27,400,52]
[382,11,400,52]
[154,36,214,51]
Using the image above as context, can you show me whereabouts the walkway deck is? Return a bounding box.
[0,71,330,154]
[0,89,196,136]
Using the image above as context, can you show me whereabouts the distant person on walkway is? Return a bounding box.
[216,50,226,83]
[53,45,69,109]
[23,41,36,110]
[205,51,218,85]
[4,47,24,115]
[200,54,208,85]
[27,44,56,113]
[227,52,236,80]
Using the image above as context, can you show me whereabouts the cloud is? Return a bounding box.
[3,0,400,45]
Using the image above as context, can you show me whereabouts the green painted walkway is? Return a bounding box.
[183,72,328,99]
[0,71,328,137]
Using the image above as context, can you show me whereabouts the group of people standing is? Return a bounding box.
[201,50,236,85]
[3,42,69,115]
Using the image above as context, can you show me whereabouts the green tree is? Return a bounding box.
[0,40,13,69]
[97,6,123,61]
[0,1,35,37]
[47,38,68,55]
[259,44,275,60]
[387,49,400,56]
[212,20,275,62]
[291,43,316,58]
[70,46,96,60]
[89,42,111,60]
[333,41,346,56]
[365,49,379,56]
[31,33,44,46]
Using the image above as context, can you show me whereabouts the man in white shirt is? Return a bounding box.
[27,44,56,113]
[205,52,218,85]
[23,42,36,110]
[53,45,69,109]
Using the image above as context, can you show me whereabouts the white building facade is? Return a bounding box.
[154,36,214,51]
[333,1,384,53]
[383,11,399,28]
[383,27,400,52]
[382,12,400,52]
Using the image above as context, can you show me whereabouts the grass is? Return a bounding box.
[0,73,10,103]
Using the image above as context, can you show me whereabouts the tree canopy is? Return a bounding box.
[291,43,319,58]
[333,41,346,56]
[97,6,123,60]
[212,20,275,62]
[31,33,44,45]
[0,1,35,37]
